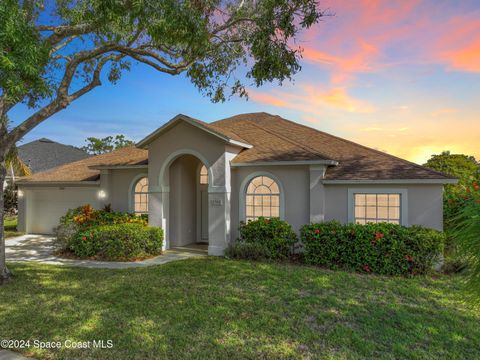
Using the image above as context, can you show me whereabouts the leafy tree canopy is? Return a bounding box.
[424,151,480,183]
[82,134,134,155]
[0,0,324,153]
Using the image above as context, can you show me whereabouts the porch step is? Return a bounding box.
[170,243,208,254]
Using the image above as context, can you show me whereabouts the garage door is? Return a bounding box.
[29,188,99,234]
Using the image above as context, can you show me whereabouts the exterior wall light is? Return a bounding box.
[98,190,107,199]
[17,189,24,198]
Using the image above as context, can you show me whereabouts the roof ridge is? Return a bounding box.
[272,115,454,179]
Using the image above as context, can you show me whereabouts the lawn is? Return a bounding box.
[3,216,22,238]
[0,259,479,359]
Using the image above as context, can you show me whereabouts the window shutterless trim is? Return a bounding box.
[239,172,285,222]
[347,188,408,226]
[128,173,149,213]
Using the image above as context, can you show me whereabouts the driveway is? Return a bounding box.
[5,235,206,269]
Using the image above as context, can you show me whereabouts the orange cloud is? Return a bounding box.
[250,85,375,114]
[302,85,376,113]
[439,38,480,72]
[248,92,290,108]
[430,108,458,117]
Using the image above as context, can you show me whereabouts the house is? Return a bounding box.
[16,113,456,255]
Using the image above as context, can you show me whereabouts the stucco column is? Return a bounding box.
[148,186,169,251]
[309,165,327,223]
[17,186,27,233]
[207,150,236,256]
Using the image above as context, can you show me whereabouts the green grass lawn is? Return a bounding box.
[0,259,479,359]
[3,216,22,238]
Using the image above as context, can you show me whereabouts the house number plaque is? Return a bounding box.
[210,199,223,207]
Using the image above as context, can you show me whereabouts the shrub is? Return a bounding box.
[68,223,163,261]
[3,182,17,214]
[237,217,297,260]
[452,182,480,300]
[225,241,272,260]
[301,221,444,276]
[53,223,80,251]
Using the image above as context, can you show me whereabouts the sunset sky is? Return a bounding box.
[9,0,480,164]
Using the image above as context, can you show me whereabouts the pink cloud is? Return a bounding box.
[299,0,480,85]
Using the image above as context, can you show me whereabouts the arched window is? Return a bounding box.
[245,176,280,221]
[133,177,149,214]
[199,165,208,185]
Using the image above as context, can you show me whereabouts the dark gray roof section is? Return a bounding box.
[18,138,90,173]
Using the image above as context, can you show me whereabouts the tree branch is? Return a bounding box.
[6,52,123,149]
[49,35,78,56]
[114,46,191,74]
[56,43,118,99]
[213,17,255,34]
[68,54,125,101]
[40,23,94,46]
[120,52,182,75]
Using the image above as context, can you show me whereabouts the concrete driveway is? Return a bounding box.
[5,235,206,269]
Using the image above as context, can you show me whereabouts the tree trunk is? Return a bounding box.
[0,159,12,285]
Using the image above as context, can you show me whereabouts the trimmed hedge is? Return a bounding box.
[235,217,297,260]
[301,221,444,275]
[69,223,163,261]
[225,241,272,261]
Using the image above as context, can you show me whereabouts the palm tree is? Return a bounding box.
[1,116,30,185]
[5,146,31,182]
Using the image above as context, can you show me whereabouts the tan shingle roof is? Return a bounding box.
[212,113,454,180]
[18,146,147,183]
[19,112,454,183]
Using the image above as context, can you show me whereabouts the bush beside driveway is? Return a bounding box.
[0,258,478,359]
[4,216,22,239]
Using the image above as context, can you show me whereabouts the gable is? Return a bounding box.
[137,114,251,149]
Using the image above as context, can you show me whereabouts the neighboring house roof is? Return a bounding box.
[18,113,455,184]
[18,138,90,173]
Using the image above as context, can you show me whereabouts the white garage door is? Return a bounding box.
[29,187,100,234]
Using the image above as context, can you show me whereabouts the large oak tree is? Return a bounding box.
[0,0,323,284]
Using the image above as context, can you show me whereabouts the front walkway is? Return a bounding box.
[0,350,33,360]
[5,235,206,269]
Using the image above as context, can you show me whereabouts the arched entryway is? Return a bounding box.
[167,154,209,248]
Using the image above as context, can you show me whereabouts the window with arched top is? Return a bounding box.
[133,177,149,214]
[245,176,280,221]
[199,165,208,185]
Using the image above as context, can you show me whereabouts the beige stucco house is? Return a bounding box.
[16,113,456,255]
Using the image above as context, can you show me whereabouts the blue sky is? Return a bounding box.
[9,0,480,164]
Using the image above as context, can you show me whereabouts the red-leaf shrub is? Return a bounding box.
[301,221,444,276]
